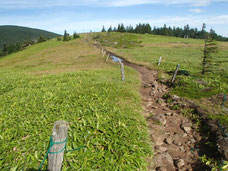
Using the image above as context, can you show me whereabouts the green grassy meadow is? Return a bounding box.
[0,38,152,170]
[91,32,228,125]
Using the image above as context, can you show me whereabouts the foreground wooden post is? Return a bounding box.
[102,48,104,54]
[48,120,69,171]
[158,56,162,66]
[120,62,125,81]
[171,64,180,83]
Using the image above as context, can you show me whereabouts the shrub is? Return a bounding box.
[73,32,80,39]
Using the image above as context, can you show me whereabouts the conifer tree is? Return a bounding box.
[73,32,80,39]
[108,26,113,32]
[63,30,68,41]
[117,24,125,32]
[101,26,106,32]
[37,35,48,43]
[63,30,71,41]
[201,23,207,39]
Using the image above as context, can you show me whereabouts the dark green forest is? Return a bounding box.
[102,23,228,41]
[0,25,60,49]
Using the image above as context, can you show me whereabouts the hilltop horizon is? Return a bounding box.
[0,0,228,37]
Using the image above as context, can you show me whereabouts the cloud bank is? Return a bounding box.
[0,0,228,8]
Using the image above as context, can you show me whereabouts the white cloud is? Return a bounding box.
[1,12,228,36]
[189,8,206,13]
[0,0,228,8]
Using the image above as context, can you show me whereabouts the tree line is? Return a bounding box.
[0,30,80,58]
[102,23,228,41]
[57,30,80,41]
[0,35,50,57]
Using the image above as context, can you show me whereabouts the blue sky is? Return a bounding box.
[0,0,228,37]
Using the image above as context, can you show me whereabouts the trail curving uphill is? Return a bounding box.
[88,40,211,170]
[115,56,208,170]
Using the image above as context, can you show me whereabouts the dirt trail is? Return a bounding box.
[89,41,210,170]
[124,61,208,171]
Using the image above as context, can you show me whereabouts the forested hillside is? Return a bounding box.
[0,25,60,49]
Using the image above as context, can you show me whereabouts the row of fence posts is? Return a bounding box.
[41,52,181,170]
[43,46,226,170]
[101,49,180,83]
[101,48,125,81]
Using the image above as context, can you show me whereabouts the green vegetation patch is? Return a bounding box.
[93,32,228,126]
[0,38,152,170]
[92,32,141,49]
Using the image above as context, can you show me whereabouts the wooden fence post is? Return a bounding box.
[158,56,162,66]
[102,51,106,58]
[171,64,180,83]
[120,62,125,81]
[106,53,110,61]
[48,120,69,171]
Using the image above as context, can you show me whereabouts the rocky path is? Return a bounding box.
[89,41,210,170]
[124,62,209,170]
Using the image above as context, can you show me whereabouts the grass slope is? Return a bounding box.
[0,38,152,170]
[0,25,60,49]
[90,32,228,125]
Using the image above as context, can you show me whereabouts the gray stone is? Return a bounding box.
[193,135,202,141]
[152,106,158,109]
[164,137,173,144]
[154,152,175,171]
[179,146,186,152]
[156,166,167,171]
[161,103,167,107]
[173,95,180,100]
[181,123,192,133]
[191,138,196,144]
[173,140,182,146]
[175,159,185,168]
[147,102,153,107]
[152,82,158,88]
[155,146,167,153]
[154,135,166,146]
[150,114,167,125]
[165,112,172,116]
[183,133,188,137]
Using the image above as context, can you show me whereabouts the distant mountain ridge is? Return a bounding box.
[0,25,61,49]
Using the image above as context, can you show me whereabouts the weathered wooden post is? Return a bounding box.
[48,120,69,171]
[102,51,106,58]
[158,56,162,66]
[102,48,104,54]
[171,64,180,83]
[120,62,125,81]
[106,53,110,61]
[222,94,227,108]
